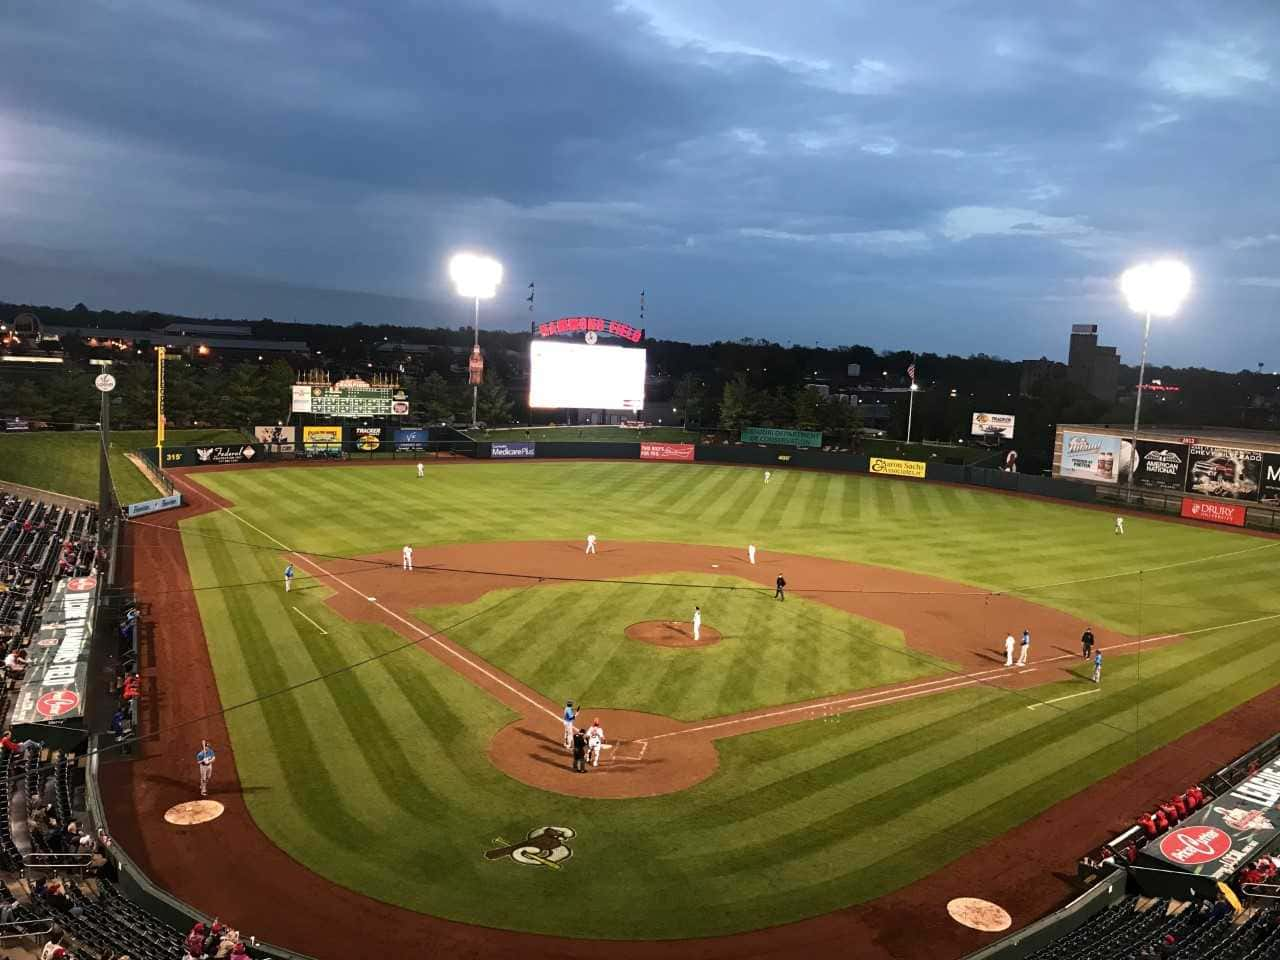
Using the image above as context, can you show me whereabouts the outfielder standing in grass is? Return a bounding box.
[196,740,215,797]
[1115,516,1125,535]
[416,461,424,478]
[748,543,756,565]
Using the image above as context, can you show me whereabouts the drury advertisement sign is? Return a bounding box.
[1186,444,1263,501]
[640,442,695,462]
[869,457,926,479]
[1059,431,1132,484]
[1180,498,1247,527]
[491,441,536,458]
[1133,440,1189,493]
[10,576,98,728]
[1143,754,1280,879]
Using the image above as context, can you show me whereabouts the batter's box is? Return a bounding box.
[609,739,649,764]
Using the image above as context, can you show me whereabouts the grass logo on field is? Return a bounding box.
[484,826,575,870]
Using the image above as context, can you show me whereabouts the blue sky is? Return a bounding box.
[1,0,1278,369]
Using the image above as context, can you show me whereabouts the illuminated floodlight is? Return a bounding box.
[449,253,503,300]
[1119,259,1192,318]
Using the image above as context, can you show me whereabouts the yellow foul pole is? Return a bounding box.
[156,346,166,460]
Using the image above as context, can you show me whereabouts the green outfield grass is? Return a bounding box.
[420,575,952,720]
[178,460,1280,938]
[0,428,243,505]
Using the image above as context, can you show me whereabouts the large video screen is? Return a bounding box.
[528,340,646,411]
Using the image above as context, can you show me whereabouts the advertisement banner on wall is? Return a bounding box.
[1060,431,1131,483]
[869,457,927,479]
[1133,440,1190,493]
[491,441,537,458]
[741,426,823,448]
[192,444,260,465]
[1259,454,1280,506]
[640,442,695,462]
[395,428,428,451]
[290,384,312,413]
[353,426,383,451]
[971,413,1015,439]
[302,425,343,450]
[125,494,183,518]
[1185,444,1263,501]
[10,576,98,728]
[254,425,296,452]
[1180,498,1247,527]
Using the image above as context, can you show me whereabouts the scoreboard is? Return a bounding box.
[291,384,409,418]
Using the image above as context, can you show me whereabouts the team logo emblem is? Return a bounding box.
[1158,825,1232,865]
[66,577,97,592]
[1216,806,1275,833]
[584,331,598,345]
[484,826,575,870]
[36,690,81,719]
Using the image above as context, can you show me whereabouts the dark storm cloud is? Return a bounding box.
[1,0,1277,368]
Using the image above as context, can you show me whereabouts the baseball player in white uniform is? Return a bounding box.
[692,606,701,642]
[764,470,772,484]
[748,544,757,565]
[402,544,413,571]
[562,701,576,749]
[1017,629,1030,666]
[585,534,597,555]
[1114,516,1124,535]
[1004,633,1015,667]
[586,719,605,767]
[416,462,425,478]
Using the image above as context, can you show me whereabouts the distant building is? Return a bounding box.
[1067,323,1120,401]
[1019,357,1067,397]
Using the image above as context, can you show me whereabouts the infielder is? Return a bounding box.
[1017,628,1030,666]
[692,606,701,643]
[1114,516,1125,535]
[402,544,413,571]
[586,718,605,767]
[196,740,215,797]
[1092,649,1103,683]
[764,470,772,484]
[416,462,425,478]
[283,563,294,593]
[562,701,576,749]
[585,534,597,555]
[748,544,756,565]
[1004,633,1015,666]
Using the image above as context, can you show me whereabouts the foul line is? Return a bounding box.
[220,507,559,723]
[290,606,329,635]
[1027,689,1100,710]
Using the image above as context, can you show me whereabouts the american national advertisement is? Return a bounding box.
[1257,453,1280,506]
[1059,431,1131,484]
[869,457,926,479]
[971,412,1015,440]
[1142,753,1280,878]
[640,442,695,462]
[255,425,296,452]
[1185,444,1262,501]
[1133,440,1189,493]
[302,425,343,450]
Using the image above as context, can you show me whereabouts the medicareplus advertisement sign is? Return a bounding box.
[491,441,536,458]
[1133,440,1190,493]
[1059,431,1131,484]
[1260,454,1280,506]
[1180,498,1247,527]
[640,442,695,462]
[10,576,98,728]
[1185,444,1263,501]
[1143,755,1280,878]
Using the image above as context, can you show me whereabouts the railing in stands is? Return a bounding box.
[20,852,95,874]
[0,917,54,941]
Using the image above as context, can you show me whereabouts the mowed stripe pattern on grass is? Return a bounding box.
[424,575,953,721]
[175,462,1280,938]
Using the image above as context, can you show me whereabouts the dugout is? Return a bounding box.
[1053,424,1280,530]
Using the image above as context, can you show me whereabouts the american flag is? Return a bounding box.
[907,361,916,382]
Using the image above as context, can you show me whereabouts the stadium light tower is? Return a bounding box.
[449,252,503,429]
[1119,259,1192,499]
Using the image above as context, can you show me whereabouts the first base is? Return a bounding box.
[367,596,377,602]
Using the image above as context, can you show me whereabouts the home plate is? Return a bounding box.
[711,564,719,568]
[164,800,225,826]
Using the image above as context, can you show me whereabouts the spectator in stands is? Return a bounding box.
[0,729,42,755]
[214,929,241,958]
[1158,933,1179,958]
[40,937,69,960]
[185,922,209,957]
[3,646,27,676]
[1153,808,1169,832]
[110,709,128,741]
[1159,799,1179,826]
[1239,862,1266,888]
[1171,793,1188,819]
[1138,811,1157,838]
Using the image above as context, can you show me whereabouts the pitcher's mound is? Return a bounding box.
[946,897,1011,932]
[625,620,721,648]
[164,800,225,826]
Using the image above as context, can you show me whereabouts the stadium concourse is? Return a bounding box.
[77,454,1280,960]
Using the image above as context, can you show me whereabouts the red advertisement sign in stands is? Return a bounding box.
[1181,497,1247,527]
[640,442,695,462]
